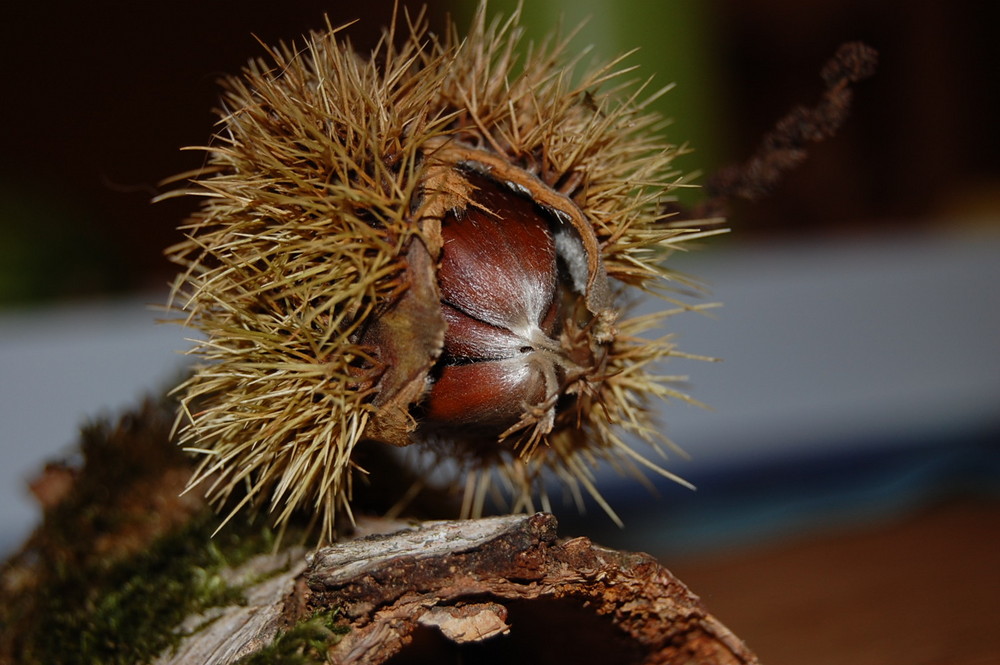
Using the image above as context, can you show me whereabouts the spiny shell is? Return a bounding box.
[165,3,716,540]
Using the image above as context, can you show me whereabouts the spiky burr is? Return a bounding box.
[165,4,717,540]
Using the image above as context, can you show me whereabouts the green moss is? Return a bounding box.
[0,395,422,664]
[235,609,349,665]
[19,513,280,665]
[0,398,302,664]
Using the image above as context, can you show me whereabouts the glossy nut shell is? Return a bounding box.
[422,171,565,432]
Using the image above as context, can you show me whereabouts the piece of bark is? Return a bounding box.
[161,513,758,664]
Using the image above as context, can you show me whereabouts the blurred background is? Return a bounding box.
[1,2,997,663]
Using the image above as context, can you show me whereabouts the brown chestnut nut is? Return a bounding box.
[422,171,565,432]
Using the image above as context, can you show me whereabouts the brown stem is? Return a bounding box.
[668,41,878,222]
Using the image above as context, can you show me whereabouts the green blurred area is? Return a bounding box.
[452,0,729,203]
[0,187,131,306]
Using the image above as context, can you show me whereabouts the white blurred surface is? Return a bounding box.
[652,230,1000,472]
[0,297,192,554]
[2,230,998,554]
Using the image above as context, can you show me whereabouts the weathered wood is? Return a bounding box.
[154,548,310,665]
[160,514,759,664]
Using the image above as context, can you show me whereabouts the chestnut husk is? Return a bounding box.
[165,4,714,540]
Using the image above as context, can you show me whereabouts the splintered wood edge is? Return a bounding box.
[158,514,760,665]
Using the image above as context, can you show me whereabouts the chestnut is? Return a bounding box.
[422,170,567,433]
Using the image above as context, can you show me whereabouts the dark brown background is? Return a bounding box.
[1,0,997,302]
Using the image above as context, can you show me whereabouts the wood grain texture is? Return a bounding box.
[161,514,760,664]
